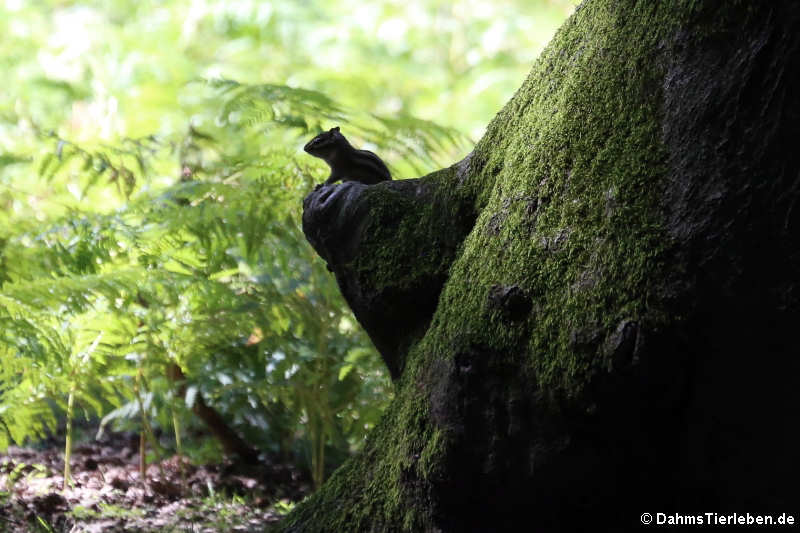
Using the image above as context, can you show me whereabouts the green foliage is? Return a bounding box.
[0,0,571,486]
[1,79,465,481]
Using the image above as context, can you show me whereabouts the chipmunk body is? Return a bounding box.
[304,127,391,186]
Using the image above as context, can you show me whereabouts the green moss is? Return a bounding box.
[348,166,478,296]
[419,0,682,395]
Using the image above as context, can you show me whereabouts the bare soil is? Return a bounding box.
[0,432,309,532]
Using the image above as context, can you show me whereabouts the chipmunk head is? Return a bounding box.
[304,126,343,158]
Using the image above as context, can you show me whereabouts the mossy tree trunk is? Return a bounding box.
[286,1,800,531]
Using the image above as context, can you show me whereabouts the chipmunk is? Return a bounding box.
[304,127,391,186]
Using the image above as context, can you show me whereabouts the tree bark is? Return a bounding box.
[288,1,800,530]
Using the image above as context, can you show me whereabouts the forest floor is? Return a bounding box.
[0,431,309,532]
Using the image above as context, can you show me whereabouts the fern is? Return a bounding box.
[0,78,470,484]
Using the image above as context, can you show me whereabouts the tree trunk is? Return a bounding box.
[287,1,800,530]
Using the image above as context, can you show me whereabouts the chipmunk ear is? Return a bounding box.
[331,126,340,132]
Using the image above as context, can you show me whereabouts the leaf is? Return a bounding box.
[338,364,354,381]
[37,153,55,177]
[0,153,31,168]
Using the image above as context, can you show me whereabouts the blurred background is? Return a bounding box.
[0,0,575,500]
